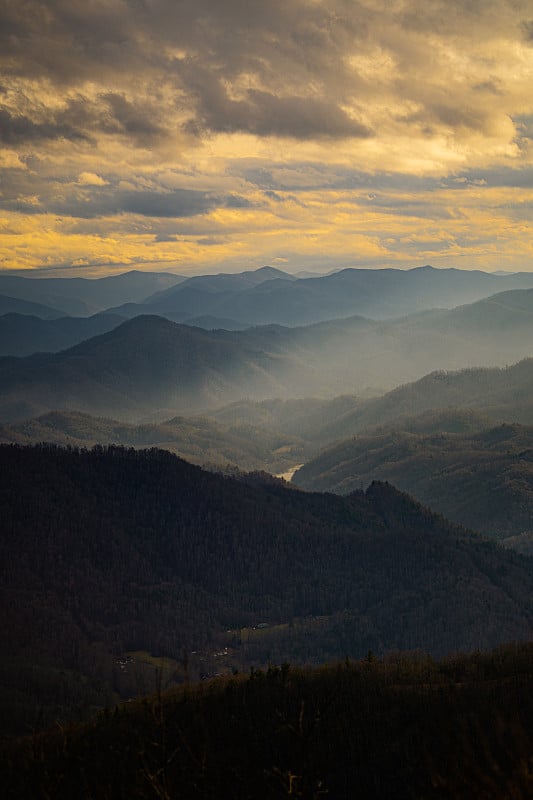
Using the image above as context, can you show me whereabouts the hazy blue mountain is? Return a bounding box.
[5,290,533,420]
[108,265,293,318]
[145,310,250,329]
[0,294,65,319]
[145,264,294,303]
[207,395,364,443]
[0,316,305,421]
[0,313,408,421]
[0,270,184,316]
[313,358,533,445]
[181,314,251,330]
[248,266,533,326]
[444,287,533,328]
[293,420,533,540]
[0,312,125,356]
[107,265,533,325]
[11,279,533,369]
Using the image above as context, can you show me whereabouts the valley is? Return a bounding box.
[3,264,533,797]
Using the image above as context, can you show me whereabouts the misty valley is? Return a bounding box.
[2,265,533,797]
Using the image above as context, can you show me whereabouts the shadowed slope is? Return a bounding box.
[1,444,532,735]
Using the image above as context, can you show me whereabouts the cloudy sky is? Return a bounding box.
[1,0,533,276]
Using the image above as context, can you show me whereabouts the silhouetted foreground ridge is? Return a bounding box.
[2,646,533,799]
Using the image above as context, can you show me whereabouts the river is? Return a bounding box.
[275,464,304,482]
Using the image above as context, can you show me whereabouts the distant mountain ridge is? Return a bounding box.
[144,264,294,303]
[5,264,533,327]
[7,282,533,370]
[0,270,184,316]
[106,265,533,326]
[107,265,294,319]
[0,294,66,320]
[5,281,533,418]
[0,315,300,420]
[0,312,125,356]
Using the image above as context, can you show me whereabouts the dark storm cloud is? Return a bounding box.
[0,0,372,143]
[238,162,442,193]
[0,107,89,144]
[184,69,372,140]
[264,191,284,202]
[98,93,166,143]
[0,0,142,83]
[429,105,490,132]
[113,189,218,219]
[0,179,250,219]
[0,92,166,146]
[1,0,530,151]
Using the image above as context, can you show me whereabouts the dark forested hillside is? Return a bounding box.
[1,444,532,736]
[3,645,533,800]
[293,421,533,539]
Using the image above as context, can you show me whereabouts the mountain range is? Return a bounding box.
[5,261,533,756]
[0,269,184,317]
[6,264,533,328]
[106,264,533,326]
[4,282,533,420]
[314,356,533,443]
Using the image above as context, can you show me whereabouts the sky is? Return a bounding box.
[1,0,533,277]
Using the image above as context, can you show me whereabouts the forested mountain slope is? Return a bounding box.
[317,358,533,442]
[3,645,533,799]
[1,444,532,735]
[293,421,533,539]
[0,410,307,473]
